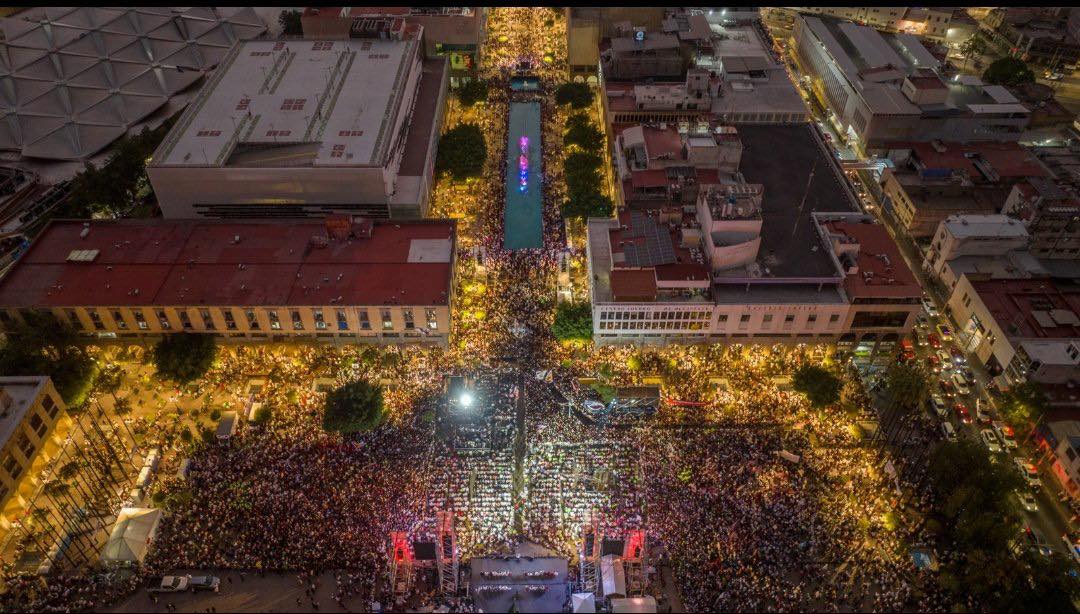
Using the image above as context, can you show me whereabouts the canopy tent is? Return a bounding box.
[600,554,626,597]
[571,593,596,613]
[100,507,161,565]
[610,596,658,613]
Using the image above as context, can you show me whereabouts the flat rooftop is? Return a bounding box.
[822,218,921,300]
[154,35,419,168]
[944,214,1028,239]
[0,218,455,308]
[970,278,1080,340]
[734,124,858,279]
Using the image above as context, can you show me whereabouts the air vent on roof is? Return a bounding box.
[67,249,99,262]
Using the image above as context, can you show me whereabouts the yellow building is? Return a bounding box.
[0,377,67,536]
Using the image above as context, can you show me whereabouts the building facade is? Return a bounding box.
[0,218,457,346]
[0,377,67,536]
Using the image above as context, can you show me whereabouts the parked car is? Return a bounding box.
[937,350,953,370]
[995,422,1019,450]
[914,328,928,347]
[148,576,190,593]
[952,372,971,396]
[936,323,954,341]
[950,347,966,365]
[940,421,958,441]
[922,297,940,318]
[939,379,956,398]
[189,575,221,592]
[975,400,992,424]
[1014,458,1043,489]
[1016,491,1039,513]
[960,367,976,386]
[928,333,941,349]
[955,402,973,424]
[928,353,942,372]
[930,394,948,419]
[1024,525,1054,556]
[981,428,1003,453]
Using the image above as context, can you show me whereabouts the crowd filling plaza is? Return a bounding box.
[0,7,1068,614]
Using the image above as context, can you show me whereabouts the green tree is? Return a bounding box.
[278,9,303,36]
[564,113,605,153]
[0,313,97,406]
[324,380,385,434]
[561,190,612,220]
[252,404,273,425]
[456,79,490,106]
[999,381,1049,427]
[436,123,487,179]
[552,301,593,342]
[983,56,1035,87]
[791,364,841,408]
[152,334,217,384]
[959,35,987,69]
[555,82,594,109]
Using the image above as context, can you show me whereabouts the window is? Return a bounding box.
[112,310,127,330]
[403,309,414,330]
[14,433,34,459]
[740,314,751,323]
[829,314,840,323]
[336,309,348,331]
[196,130,222,137]
[1069,447,1078,462]
[358,309,371,330]
[718,314,728,323]
[763,314,773,323]
[246,310,260,331]
[338,130,364,137]
[156,310,171,330]
[88,308,105,331]
[265,129,292,137]
[2,455,20,480]
[807,313,817,327]
[223,310,237,331]
[28,413,45,437]
[311,41,333,51]
[134,310,148,330]
[63,308,79,329]
[42,395,58,419]
[330,143,346,159]
[236,97,251,111]
[200,309,216,330]
[179,310,192,330]
[268,310,281,330]
[785,314,795,323]
[291,310,304,330]
[426,308,438,330]
[280,98,306,111]
[381,309,393,330]
[313,309,327,330]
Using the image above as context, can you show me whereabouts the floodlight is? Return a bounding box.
[460,392,475,408]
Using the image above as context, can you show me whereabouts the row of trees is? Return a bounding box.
[561,113,613,220]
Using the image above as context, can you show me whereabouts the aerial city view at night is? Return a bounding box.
[4,5,1080,612]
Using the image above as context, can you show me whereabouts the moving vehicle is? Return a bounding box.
[939,379,956,398]
[928,333,941,349]
[1014,458,1043,489]
[1024,525,1054,556]
[950,347,966,365]
[981,428,1002,453]
[928,353,942,373]
[955,402,972,424]
[975,400,992,424]
[940,421,958,441]
[1045,71,1065,81]
[995,422,1019,450]
[952,372,971,396]
[148,576,190,593]
[960,367,976,386]
[914,328,928,347]
[1017,491,1039,513]
[189,575,221,592]
[936,323,953,341]
[930,394,948,418]
[921,297,939,318]
[937,350,952,370]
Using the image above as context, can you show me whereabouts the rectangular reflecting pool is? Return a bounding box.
[504,101,543,250]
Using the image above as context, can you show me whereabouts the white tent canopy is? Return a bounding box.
[571,592,596,613]
[100,507,161,564]
[600,554,626,597]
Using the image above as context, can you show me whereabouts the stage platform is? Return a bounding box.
[470,554,569,613]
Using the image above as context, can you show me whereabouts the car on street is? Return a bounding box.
[939,378,956,398]
[189,575,221,592]
[940,421,958,441]
[950,347,966,365]
[952,372,971,396]
[1024,525,1054,556]
[1045,71,1065,80]
[956,403,973,424]
[995,422,1019,450]
[922,297,939,318]
[928,353,942,372]
[981,428,1002,453]
[936,323,953,341]
[914,328,928,347]
[960,367,976,386]
[928,333,941,349]
[930,394,948,419]
[1017,491,1039,513]
[148,576,190,593]
[916,312,929,330]
[976,401,992,424]
[1014,458,1043,489]
[937,350,952,370]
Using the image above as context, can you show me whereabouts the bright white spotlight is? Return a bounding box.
[460,392,474,408]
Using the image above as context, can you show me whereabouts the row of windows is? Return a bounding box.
[1,400,58,483]
[58,307,440,333]
[598,310,710,321]
[599,310,844,328]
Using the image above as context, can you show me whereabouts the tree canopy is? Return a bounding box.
[152,334,217,384]
[998,381,1049,426]
[982,57,1035,87]
[456,79,490,107]
[555,82,594,109]
[0,313,97,406]
[791,364,841,408]
[436,123,487,179]
[561,190,613,220]
[564,113,605,154]
[552,301,593,342]
[278,10,303,36]
[323,380,385,434]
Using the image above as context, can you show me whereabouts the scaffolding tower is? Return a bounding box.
[579,519,602,595]
[388,531,414,598]
[622,528,648,596]
[436,511,459,595]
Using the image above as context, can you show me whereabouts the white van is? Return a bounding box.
[940,421,958,441]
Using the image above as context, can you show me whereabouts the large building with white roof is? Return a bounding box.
[148,20,448,220]
[793,13,1031,150]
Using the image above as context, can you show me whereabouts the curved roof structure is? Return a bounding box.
[0,7,265,160]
